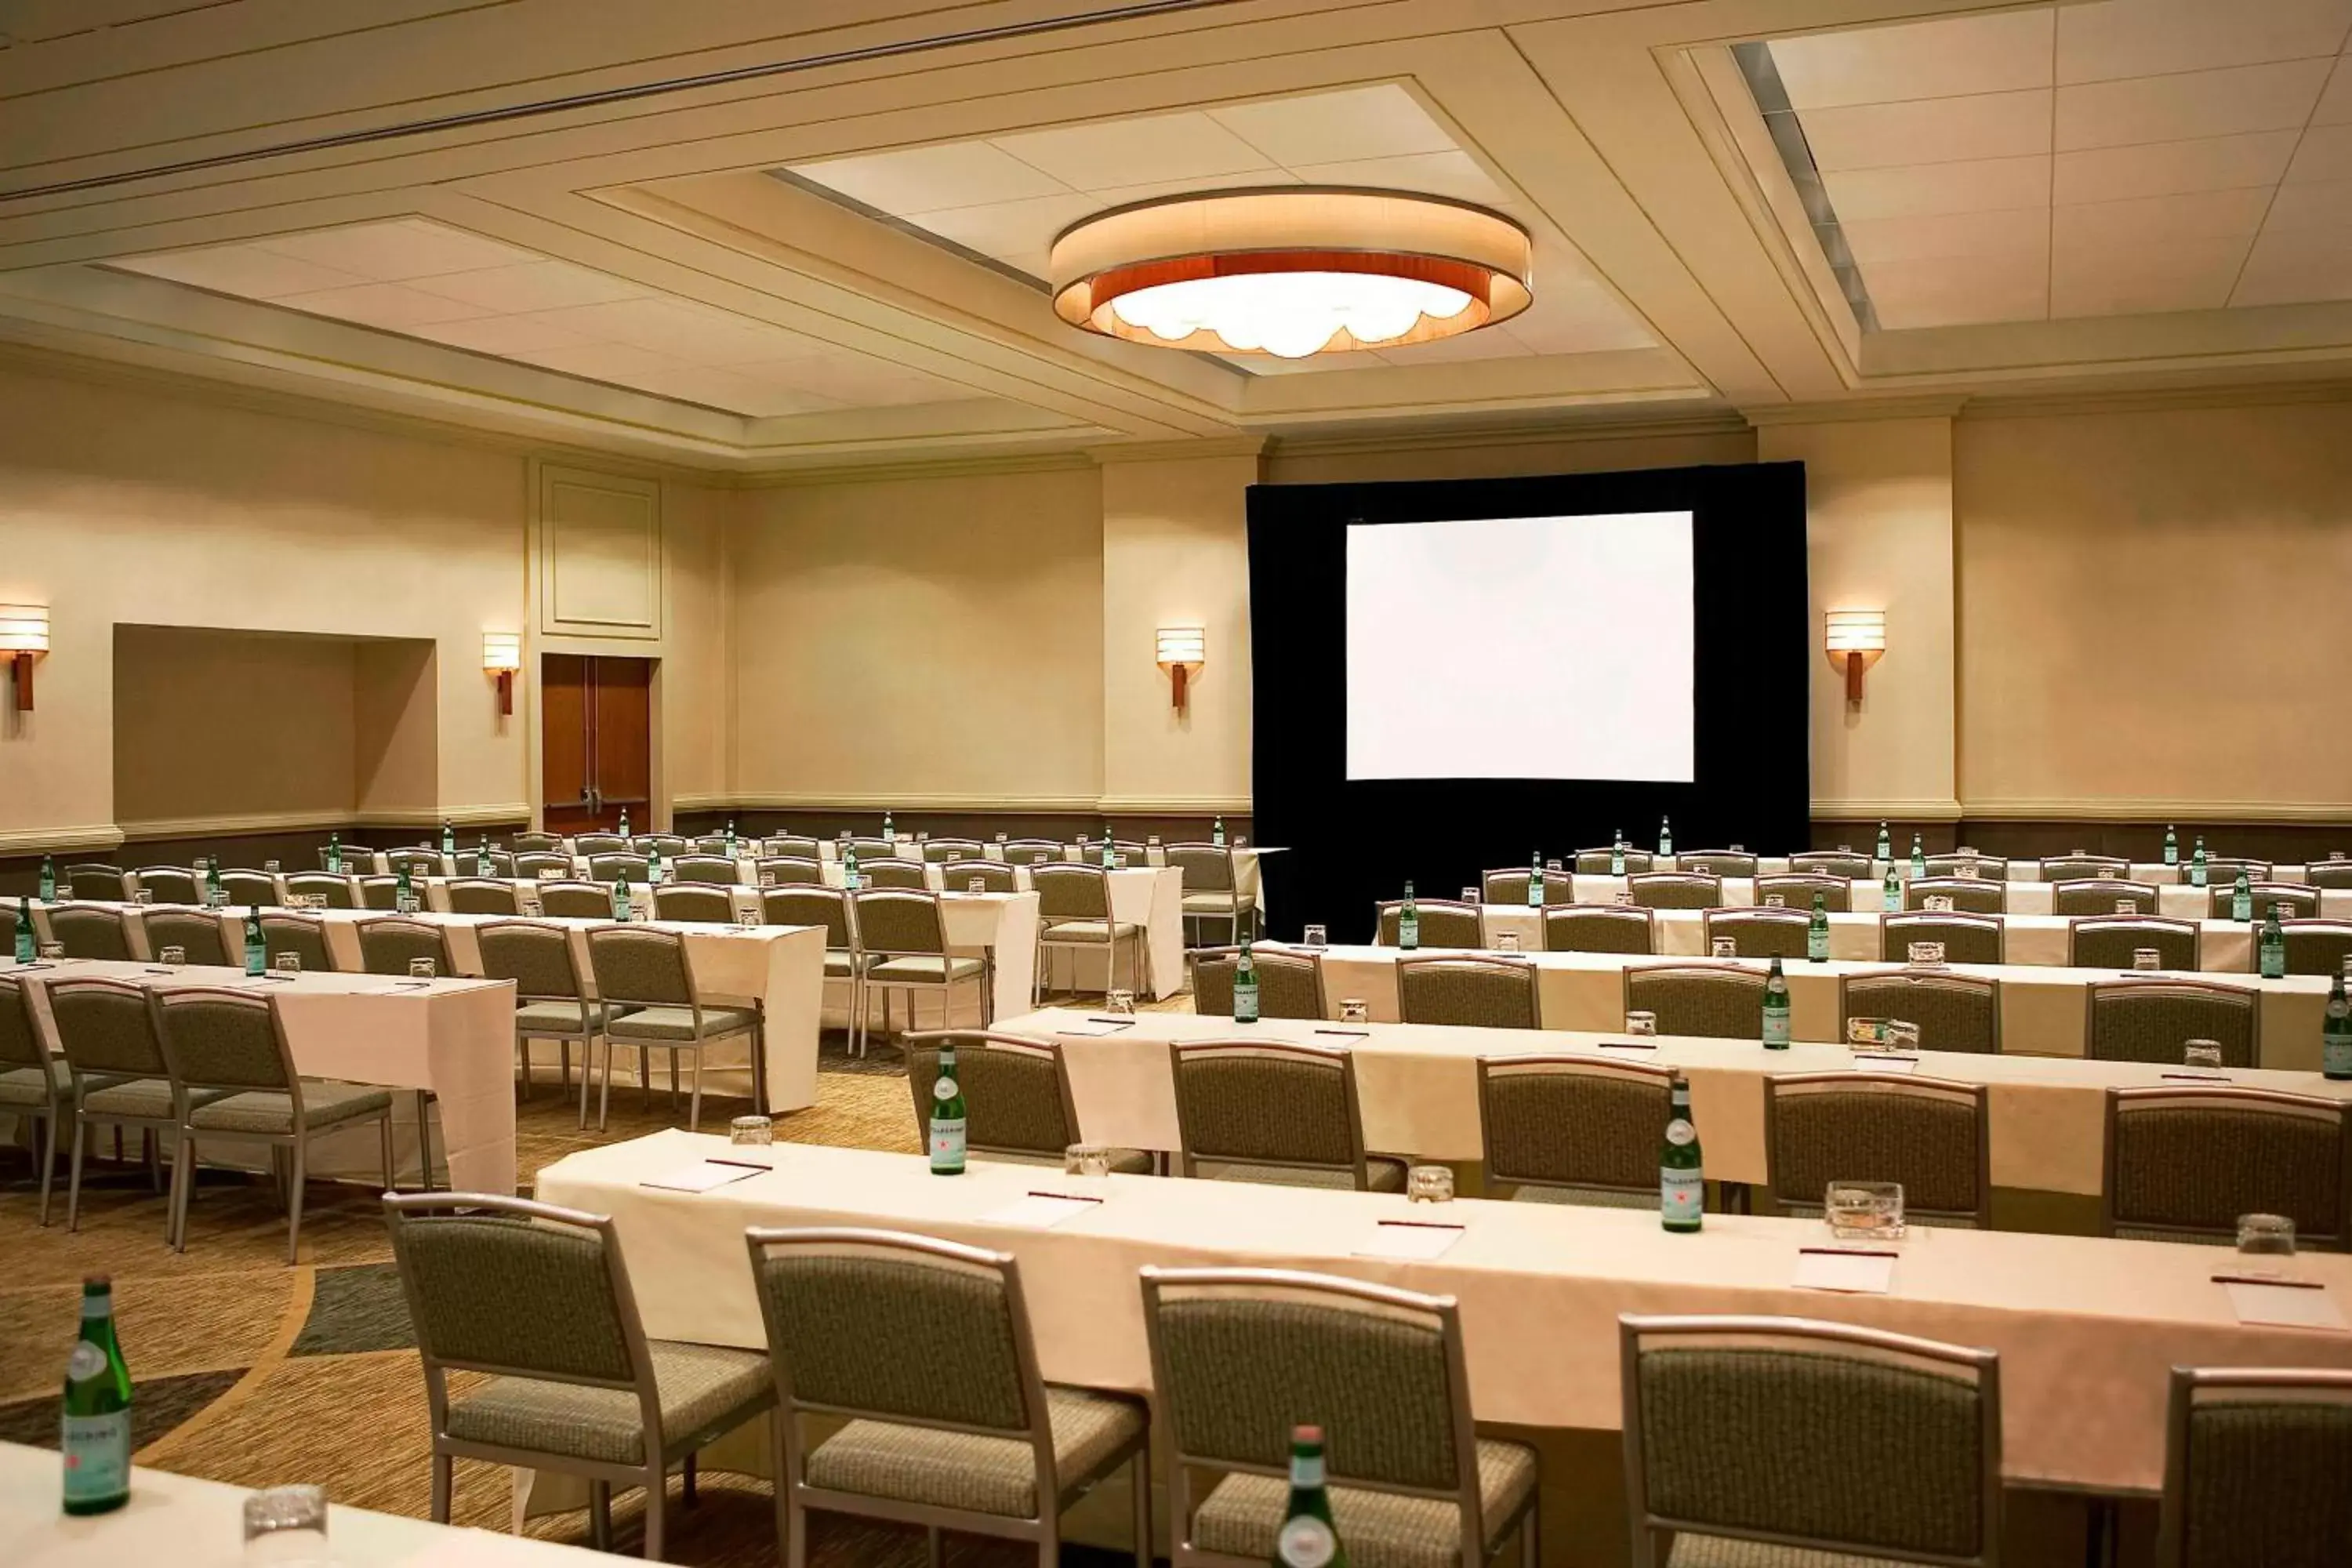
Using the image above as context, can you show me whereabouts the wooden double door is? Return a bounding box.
[542,654,652,835]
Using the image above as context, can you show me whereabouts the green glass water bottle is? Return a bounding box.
[1807,891,1830,963]
[2325,973,2352,1082]
[2259,905,2286,980]
[611,869,632,923]
[204,858,223,909]
[2230,869,2252,923]
[648,844,664,886]
[1526,849,1544,909]
[1660,1076,1703,1233]
[441,820,455,855]
[476,837,492,877]
[1876,821,1893,862]
[1909,834,1926,878]
[1275,1425,1345,1567]
[395,862,414,914]
[618,805,631,839]
[843,846,862,893]
[724,818,738,851]
[1658,815,1673,856]
[326,832,343,875]
[1610,831,1625,877]
[1762,956,1791,1048]
[2163,825,2179,866]
[883,809,895,842]
[243,907,266,977]
[14,895,34,963]
[1882,866,1901,913]
[1102,829,1118,870]
[929,1042,967,1174]
[2190,836,2209,888]
[1212,815,1226,847]
[1398,881,1420,951]
[1233,944,1261,1024]
[60,1275,132,1515]
[39,855,56,902]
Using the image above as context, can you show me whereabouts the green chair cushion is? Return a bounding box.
[514,1000,631,1035]
[0,1058,69,1107]
[1182,893,1240,913]
[1040,921,1138,944]
[443,1340,772,1467]
[1192,1157,1408,1192]
[804,1385,1144,1518]
[603,1005,759,1042]
[866,956,986,984]
[79,1078,211,1121]
[1192,1439,1536,1568]
[189,1082,394,1134]
[1665,1535,1915,1567]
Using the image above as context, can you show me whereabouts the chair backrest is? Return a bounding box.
[48,977,170,1081]
[848,837,897,862]
[476,920,584,1002]
[2053,878,2159,916]
[640,834,689,856]
[859,857,930,891]
[446,878,521,916]
[1375,899,1482,949]
[1704,906,1809,960]
[652,884,735,924]
[1396,955,1540,1029]
[1032,862,1111,920]
[2106,1087,2349,1247]
[2203,856,2272,880]
[2209,883,2319,919]
[670,855,744,886]
[1758,873,1849,913]
[755,857,826,888]
[2042,854,2129,882]
[66,863,129,900]
[258,914,336,974]
[1165,842,1236,894]
[282,872,358,910]
[356,877,402,911]
[1624,965,1766,1040]
[0,971,47,1072]
[764,836,822,861]
[586,925,695,1007]
[945,859,1018,894]
[1926,853,2009,882]
[135,866,202,904]
[760,886,852,948]
[1791,851,1871,879]
[1839,971,2000,1054]
[574,833,628,855]
[218,870,278,907]
[151,987,296,1097]
[586,853,650,883]
[538,881,614,920]
[514,851,573,880]
[1142,1266,1483,1557]
[1170,1039,1373,1184]
[2088,980,2259,1068]
[852,888,951,960]
[1478,1053,1671,1196]
[386,848,441,875]
[920,838,985,864]
[2071,916,2199,972]
[356,917,455,978]
[1766,1073,1991,1225]
[323,844,372,871]
[2155,1367,2352,1568]
[1544,904,1656,955]
[746,1228,1046,1494]
[1906,877,2007,916]
[1001,840,1063,867]
[511,832,563,852]
[1882,912,2005,966]
[1679,851,1758,878]
[1577,847,1656,874]
[904,1030,1078,1158]
[1481,867,1574,906]
[1190,946,1324,1020]
[1628,873,1722,910]
[692,837,733,855]
[2282,920,2352,977]
[1621,1315,2001,1568]
[49,906,133,961]
[2308,859,2352,890]
[143,909,230,967]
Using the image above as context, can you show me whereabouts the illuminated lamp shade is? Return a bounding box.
[1156,626,1206,714]
[1051,188,1532,359]
[1824,610,1886,704]
[483,631,522,716]
[0,604,49,711]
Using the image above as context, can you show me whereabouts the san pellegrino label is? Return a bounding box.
[2259,906,2286,980]
[1807,892,1830,962]
[1233,946,1261,1023]
[930,1047,967,1174]
[61,1276,132,1515]
[1398,881,1419,951]
[2325,974,2352,1081]
[1762,956,1791,1047]
[1276,1425,1345,1567]
[1661,1078,1703,1232]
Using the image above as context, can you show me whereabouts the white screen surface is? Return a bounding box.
[1345,511,1695,782]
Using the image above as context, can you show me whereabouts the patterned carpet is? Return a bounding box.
[0,1008,1165,1564]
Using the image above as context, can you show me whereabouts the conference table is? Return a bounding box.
[2,955,516,1192]
[1484,874,2352,921]
[1002,1006,2352,1196]
[535,1130,2352,1500]
[1299,944,2340,1069]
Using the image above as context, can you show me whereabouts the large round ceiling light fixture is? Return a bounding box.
[1051,188,1531,359]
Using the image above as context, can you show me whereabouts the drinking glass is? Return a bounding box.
[1233,836,1247,848]
[2116,898,2139,916]
[995,831,1009,843]
[1545,858,1563,873]
[408,958,437,980]
[1907,941,1946,967]
[39,942,64,961]
[1461,886,1481,904]
[1711,937,1737,959]
[134,888,154,906]
[1882,1020,1922,1054]
[736,906,760,930]
[159,946,187,967]
[967,877,986,895]
[1825,1181,1905,1240]
[1146,834,1161,847]
[1105,989,1136,1016]
[2133,948,2162,971]
[1406,1164,1455,1204]
[1613,891,1636,907]
[1301,924,1328,949]
[1762,894,1785,908]
[263,859,281,874]
[242,1484,328,1564]
[730,1115,775,1146]
[1624,1010,1658,1036]
[2237,1213,2296,1259]
[1495,931,1522,953]
[2183,1040,2224,1071]
[1339,998,1370,1025]
[1924,895,1955,913]
[521,898,543,918]
[274,953,302,977]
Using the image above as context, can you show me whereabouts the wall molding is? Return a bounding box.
[705,792,1245,815]
[109,805,532,840]
[1811,798,1964,821]
[1959,379,2352,423]
[1959,798,2352,824]
[1088,436,1268,464]
[1744,396,1969,428]
[0,823,126,855]
[732,449,1099,489]
[1263,410,1750,464]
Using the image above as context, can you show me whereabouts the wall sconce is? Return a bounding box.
[482,631,522,715]
[1824,609,1886,704]
[0,604,49,710]
[1156,626,1205,714]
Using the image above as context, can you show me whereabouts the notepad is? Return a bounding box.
[1598,1039,1658,1052]
[1850,1054,1918,1074]
[2161,1072,2231,1083]
[1354,1221,1465,1261]
[1793,1248,1896,1294]
[640,1161,766,1195]
[980,1192,1102,1229]
[1054,1018,1134,1037]
[1313,1027,1371,1039]
[2222,1279,2347,1331]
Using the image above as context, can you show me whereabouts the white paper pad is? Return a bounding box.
[1355,1221,1465,1261]
[639,1161,766,1195]
[979,1192,1103,1229]
[1794,1249,1896,1294]
[1849,1054,1918,1073]
[1054,1018,1134,1037]
[2223,1280,2347,1331]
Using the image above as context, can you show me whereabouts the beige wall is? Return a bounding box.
[112,626,360,828]
[1956,398,2352,818]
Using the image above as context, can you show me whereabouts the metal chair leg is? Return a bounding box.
[379,1112,395,1200]
[688,1046,704,1133]
[597,1037,613,1132]
[36,1106,57,1226]
[66,1111,88,1233]
[590,1481,614,1551]
[1130,1447,1151,1568]
[167,1129,194,1251]
[641,1460,666,1562]
[414,1091,435,1190]
[430,1452,452,1522]
[285,1135,307,1265]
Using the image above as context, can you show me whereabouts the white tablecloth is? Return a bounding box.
[7,956,517,1192]
[535,1131,2352,1497]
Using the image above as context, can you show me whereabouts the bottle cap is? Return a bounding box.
[1291,1423,1324,1443]
[83,1274,111,1292]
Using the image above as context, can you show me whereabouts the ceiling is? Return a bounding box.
[0,0,2348,474]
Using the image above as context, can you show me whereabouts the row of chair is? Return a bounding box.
[902,1027,2350,1247]
[1463,869,2335,918]
[1192,946,2278,1065]
[384,1189,2350,1566]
